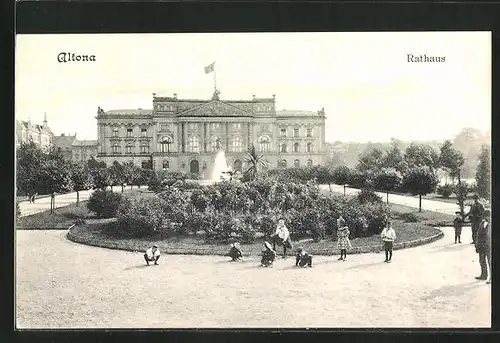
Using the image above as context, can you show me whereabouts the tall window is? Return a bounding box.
[306,128,312,137]
[232,136,242,152]
[211,123,220,130]
[307,159,313,167]
[126,128,133,137]
[280,128,287,137]
[112,143,120,154]
[126,145,133,154]
[140,145,149,154]
[211,136,220,152]
[306,143,313,153]
[294,159,300,168]
[160,136,172,153]
[112,128,119,137]
[259,136,270,152]
[233,123,241,130]
[188,136,200,153]
[280,143,287,153]
[293,128,299,137]
[141,128,147,137]
[163,160,169,169]
[280,159,287,168]
[293,143,300,152]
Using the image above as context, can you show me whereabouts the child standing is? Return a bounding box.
[337,223,352,261]
[228,242,243,261]
[453,211,463,244]
[380,220,397,263]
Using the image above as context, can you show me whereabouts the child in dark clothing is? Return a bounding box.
[228,242,243,261]
[453,211,463,244]
[261,241,276,267]
[295,247,313,267]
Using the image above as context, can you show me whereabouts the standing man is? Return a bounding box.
[474,210,491,283]
[466,195,485,244]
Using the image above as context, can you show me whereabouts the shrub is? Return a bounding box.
[116,195,166,237]
[63,206,88,220]
[402,213,418,223]
[357,188,383,204]
[362,202,390,235]
[436,184,454,198]
[86,189,122,218]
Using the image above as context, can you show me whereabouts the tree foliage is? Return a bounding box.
[439,140,465,180]
[475,145,490,199]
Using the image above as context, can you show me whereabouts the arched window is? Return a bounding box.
[293,143,300,152]
[126,144,133,154]
[294,159,300,168]
[112,143,120,154]
[163,160,169,169]
[188,136,200,153]
[232,136,242,152]
[280,143,287,153]
[160,136,172,153]
[259,136,270,152]
[307,159,313,167]
[211,136,220,152]
[306,143,313,153]
[280,159,287,168]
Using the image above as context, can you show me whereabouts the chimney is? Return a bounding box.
[61,133,65,136]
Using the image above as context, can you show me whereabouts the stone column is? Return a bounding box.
[202,122,207,153]
[181,122,186,153]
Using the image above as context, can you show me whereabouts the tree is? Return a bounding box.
[356,148,384,173]
[90,167,111,190]
[439,140,465,182]
[402,166,439,212]
[453,127,489,178]
[475,145,490,199]
[332,165,352,196]
[382,145,408,175]
[373,168,402,203]
[70,161,93,206]
[16,141,46,197]
[404,143,440,170]
[109,161,127,193]
[315,165,335,192]
[454,181,472,221]
[243,144,268,181]
[38,152,74,213]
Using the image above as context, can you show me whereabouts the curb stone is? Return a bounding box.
[67,225,444,257]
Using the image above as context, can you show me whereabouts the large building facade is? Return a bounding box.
[15,114,53,150]
[96,92,326,175]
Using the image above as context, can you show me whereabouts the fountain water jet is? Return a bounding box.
[206,138,231,183]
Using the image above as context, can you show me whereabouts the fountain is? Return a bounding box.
[208,138,231,183]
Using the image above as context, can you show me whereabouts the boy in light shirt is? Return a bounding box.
[144,245,161,266]
[381,220,397,263]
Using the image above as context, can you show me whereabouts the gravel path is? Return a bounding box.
[16,226,490,328]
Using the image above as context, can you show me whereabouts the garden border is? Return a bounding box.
[66,224,444,256]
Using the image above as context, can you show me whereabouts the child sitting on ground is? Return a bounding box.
[261,241,277,267]
[144,245,161,266]
[228,242,243,261]
[453,211,464,244]
[295,247,313,267]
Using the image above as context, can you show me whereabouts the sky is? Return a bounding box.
[15,32,491,142]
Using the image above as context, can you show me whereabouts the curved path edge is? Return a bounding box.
[66,225,444,256]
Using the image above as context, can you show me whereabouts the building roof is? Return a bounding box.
[276,110,318,117]
[53,134,77,148]
[72,140,98,147]
[17,120,53,134]
[105,109,153,115]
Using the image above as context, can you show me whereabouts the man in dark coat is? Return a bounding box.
[474,209,491,283]
[466,195,485,244]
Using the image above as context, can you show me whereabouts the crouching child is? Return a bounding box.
[144,245,161,266]
[295,247,313,267]
[228,242,243,261]
[261,241,276,267]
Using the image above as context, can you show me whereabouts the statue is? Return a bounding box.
[212,89,221,101]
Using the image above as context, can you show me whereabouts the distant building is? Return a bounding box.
[72,140,99,162]
[15,113,53,150]
[52,133,77,160]
[95,91,327,174]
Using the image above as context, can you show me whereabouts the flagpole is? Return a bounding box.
[213,62,217,91]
